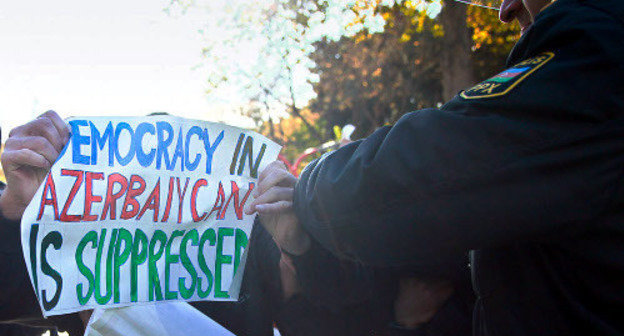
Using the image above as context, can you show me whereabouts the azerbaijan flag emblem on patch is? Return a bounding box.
[461,52,554,99]
[489,67,531,82]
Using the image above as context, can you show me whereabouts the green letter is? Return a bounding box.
[214,227,234,298]
[29,224,40,302]
[113,228,132,303]
[76,231,97,305]
[94,228,117,305]
[41,231,63,311]
[130,229,148,302]
[179,229,198,299]
[234,228,248,275]
[164,230,184,300]
[197,228,215,298]
[148,230,167,301]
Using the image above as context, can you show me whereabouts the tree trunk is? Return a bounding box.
[440,1,475,101]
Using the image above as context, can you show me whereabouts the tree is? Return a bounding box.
[468,4,519,79]
[439,1,475,100]
[170,0,392,144]
[172,0,519,155]
[309,5,443,137]
[306,0,517,137]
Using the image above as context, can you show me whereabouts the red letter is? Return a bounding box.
[176,177,190,224]
[121,175,146,219]
[138,178,161,222]
[190,179,208,222]
[84,171,104,221]
[38,174,59,220]
[232,182,254,220]
[207,182,226,220]
[219,181,254,220]
[60,169,84,222]
[101,173,128,220]
[161,177,175,222]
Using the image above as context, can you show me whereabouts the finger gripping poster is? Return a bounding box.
[20,116,281,316]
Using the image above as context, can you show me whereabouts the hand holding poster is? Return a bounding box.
[19,115,281,316]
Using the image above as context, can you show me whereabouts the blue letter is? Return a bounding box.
[69,120,90,165]
[203,130,224,174]
[156,122,174,170]
[114,122,136,166]
[135,123,156,167]
[169,127,185,171]
[90,121,114,166]
[185,126,203,172]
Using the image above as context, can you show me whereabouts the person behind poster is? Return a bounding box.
[1,112,461,336]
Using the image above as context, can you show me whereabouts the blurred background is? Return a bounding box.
[0,0,518,181]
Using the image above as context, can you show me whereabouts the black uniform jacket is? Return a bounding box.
[294,0,624,334]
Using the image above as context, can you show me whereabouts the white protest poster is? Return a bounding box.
[19,115,281,317]
[84,302,235,336]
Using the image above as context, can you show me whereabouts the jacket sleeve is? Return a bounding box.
[0,211,84,334]
[290,238,377,309]
[0,212,46,323]
[191,219,279,336]
[293,2,624,268]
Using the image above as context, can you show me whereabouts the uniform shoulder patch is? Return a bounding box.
[460,52,555,100]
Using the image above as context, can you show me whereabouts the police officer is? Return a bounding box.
[250,0,624,334]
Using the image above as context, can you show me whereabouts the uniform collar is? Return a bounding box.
[580,0,624,24]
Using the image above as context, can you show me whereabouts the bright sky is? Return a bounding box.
[0,0,252,143]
